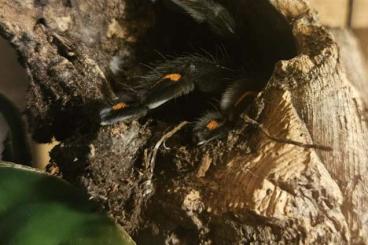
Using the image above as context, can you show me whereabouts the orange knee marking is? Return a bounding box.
[206,120,220,130]
[163,73,182,82]
[112,102,128,111]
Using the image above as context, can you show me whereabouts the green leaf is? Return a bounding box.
[0,162,135,245]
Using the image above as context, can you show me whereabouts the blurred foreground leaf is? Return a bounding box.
[0,162,135,245]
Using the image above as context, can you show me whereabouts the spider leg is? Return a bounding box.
[194,79,258,145]
[142,74,195,110]
[99,101,148,125]
[100,54,231,126]
[220,79,258,121]
[169,0,236,37]
[194,111,229,145]
[100,74,194,125]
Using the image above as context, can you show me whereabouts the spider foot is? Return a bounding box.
[194,112,229,145]
[99,101,148,125]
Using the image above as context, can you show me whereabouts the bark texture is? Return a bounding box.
[0,0,367,244]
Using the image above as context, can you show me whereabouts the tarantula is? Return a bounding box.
[100,0,261,145]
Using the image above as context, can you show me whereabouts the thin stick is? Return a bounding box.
[243,115,333,151]
[149,121,190,173]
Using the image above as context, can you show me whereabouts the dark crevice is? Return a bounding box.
[33,0,49,8]
[62,0,73,8]
[35,17,48,28]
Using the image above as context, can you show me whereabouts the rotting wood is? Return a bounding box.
[0,0,367,243]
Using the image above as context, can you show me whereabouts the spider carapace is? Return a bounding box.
[100,0,261,145]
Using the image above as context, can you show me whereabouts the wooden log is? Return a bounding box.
[0,0,367,243]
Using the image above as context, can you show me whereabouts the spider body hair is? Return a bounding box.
[100,104,148,126]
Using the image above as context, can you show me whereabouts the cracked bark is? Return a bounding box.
[1,0,367,244]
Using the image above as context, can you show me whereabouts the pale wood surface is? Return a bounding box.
[333,29,368,102]
[309,0,368,28]
[309,0,349,27]
[352,0,368,28]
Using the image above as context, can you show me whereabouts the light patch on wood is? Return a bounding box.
[54,16,72,32]
[270,0,309,19]
[14,0,33,8]
[197,153,212,178]
[181,190,208,233]
[88,144,96,158]
[107,18,127,39]
[182,190,204,214]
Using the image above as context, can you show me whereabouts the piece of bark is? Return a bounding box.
[0,0,367,244]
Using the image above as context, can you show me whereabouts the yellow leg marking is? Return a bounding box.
[206,120,220,130]
[112,102,128,111]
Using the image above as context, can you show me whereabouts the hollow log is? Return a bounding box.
[0,0,367,243]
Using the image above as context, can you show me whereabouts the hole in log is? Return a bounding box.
[114,0,297,124]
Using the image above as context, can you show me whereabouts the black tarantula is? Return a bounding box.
[100,0,262,145]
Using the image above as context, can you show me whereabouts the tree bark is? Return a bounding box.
[0,0,367,243]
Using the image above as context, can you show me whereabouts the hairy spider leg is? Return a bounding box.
[100,55,232,126]
[141,55,234,109]
[194,111,228,145]
[99,101,148,125]
[100,73,193,125]
[194,79,258,145]
[219,79,258,120]
[142,74,195,109]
